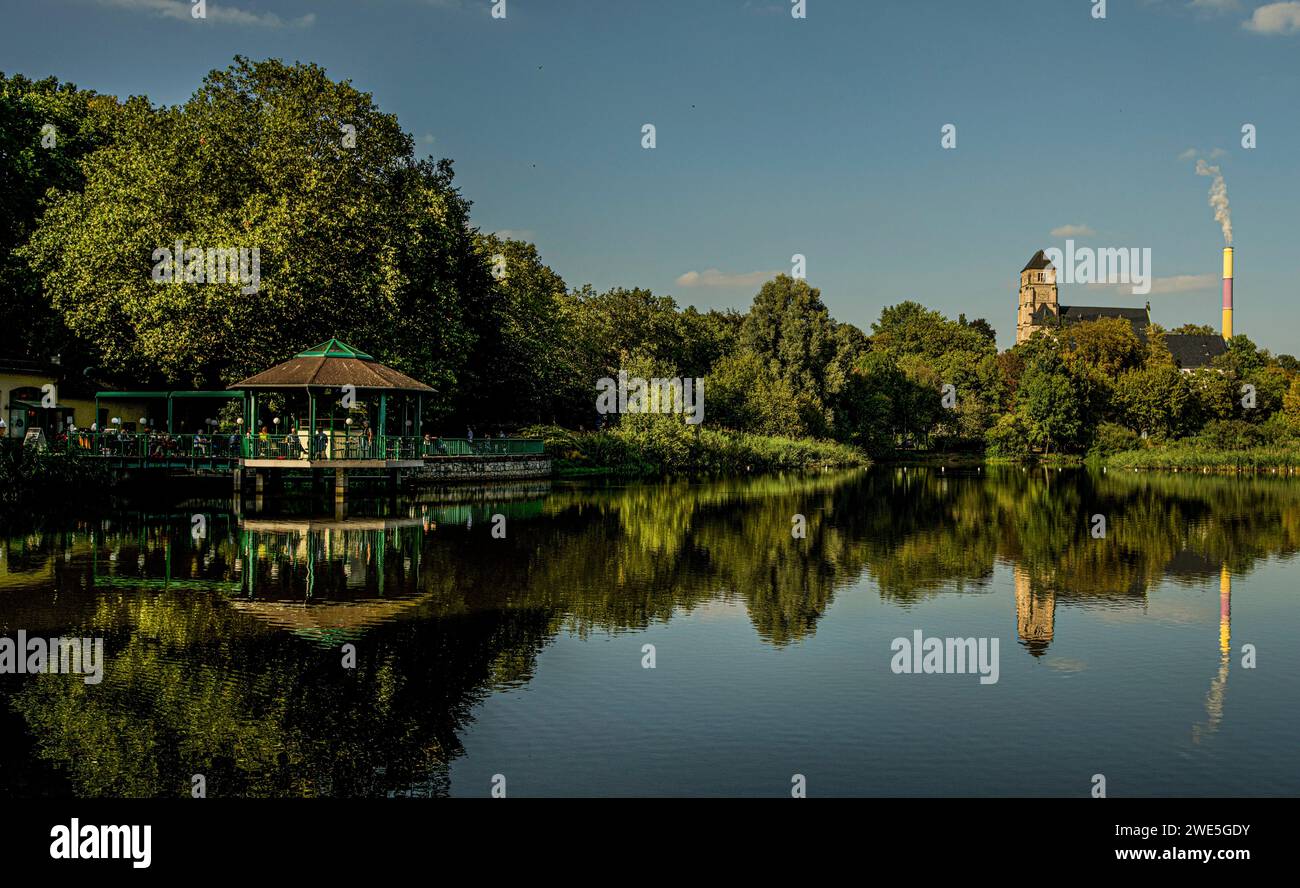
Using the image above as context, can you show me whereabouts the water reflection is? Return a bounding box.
[0,466,1295,796]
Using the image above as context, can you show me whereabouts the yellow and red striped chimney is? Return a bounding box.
[1222,247,1234,340]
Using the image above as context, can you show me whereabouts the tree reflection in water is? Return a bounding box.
[0,465,1293,796]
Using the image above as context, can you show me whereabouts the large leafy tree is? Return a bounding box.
[846,350,933,455]
[0,73,114,361]
[1114,365,1193,441]
[466,234,571,426]
[871,300,993,361]
[870,301,999,448]
[1062,318,1144,378]
[740,275,839,436]
[21,57,491,413]
[1015,350,1091,454]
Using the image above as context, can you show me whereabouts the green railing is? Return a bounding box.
[244,432,422,460]
[68,432,244,460]
[420,437,544,457]
[39,432,543,462]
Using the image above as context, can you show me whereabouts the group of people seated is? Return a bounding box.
[77,428,245,458]
[57,424,508,460]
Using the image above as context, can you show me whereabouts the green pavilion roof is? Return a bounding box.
[229,339,433,393]
[295,339,375,361]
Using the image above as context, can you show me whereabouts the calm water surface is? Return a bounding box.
[0,466,1296,797]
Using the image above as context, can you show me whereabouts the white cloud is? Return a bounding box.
[92,0,315,27]
[1243,1,1300,33]
[1148,273,1219,294]
[1178,148,1198,161]
[1085,273,1217,295]
[1051,224,1096,238]
[1209,147,1228,158]
[675,268,779,288]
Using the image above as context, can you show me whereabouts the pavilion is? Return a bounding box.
[60,338,545,497]
[229,339,434,493]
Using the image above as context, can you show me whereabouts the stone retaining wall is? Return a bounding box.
[404,454,552,482]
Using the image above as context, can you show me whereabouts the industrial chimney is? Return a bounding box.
[1222,247,1234,341]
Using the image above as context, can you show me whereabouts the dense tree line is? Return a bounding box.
[5,59,1299,457]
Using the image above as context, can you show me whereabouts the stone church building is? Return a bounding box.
[1015,250,1226,371]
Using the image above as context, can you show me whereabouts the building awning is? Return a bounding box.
[11,399,67,410]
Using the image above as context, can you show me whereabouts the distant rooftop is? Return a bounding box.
[1165,333,1227,370]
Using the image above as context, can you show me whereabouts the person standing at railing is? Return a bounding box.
[286,422,305,458]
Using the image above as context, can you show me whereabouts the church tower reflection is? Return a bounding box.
[1013,563,1055,657]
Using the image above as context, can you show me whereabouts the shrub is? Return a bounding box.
[522,422,867,477]
[985,413,1031,458]
[0,440,111,515]
[1089,422,1141,457]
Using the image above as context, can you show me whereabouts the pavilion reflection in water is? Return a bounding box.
[78,494,550,645]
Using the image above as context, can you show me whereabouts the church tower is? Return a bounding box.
[1016,250,1058,343]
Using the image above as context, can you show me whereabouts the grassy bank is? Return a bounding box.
[524,424,868,477]
[881,451,987,467]
[1106,445,1300,471]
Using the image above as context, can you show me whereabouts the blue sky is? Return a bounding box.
[2,0,1297,351]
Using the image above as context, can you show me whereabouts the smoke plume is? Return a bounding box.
[1194,159,1233,245]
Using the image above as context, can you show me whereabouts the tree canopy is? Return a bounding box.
[7,57,1298,455]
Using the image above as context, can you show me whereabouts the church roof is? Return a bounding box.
[1057,305,1149,324]
[1022,250,1054,272]
[1029,304,1152,340]
[1165,334,1227,370]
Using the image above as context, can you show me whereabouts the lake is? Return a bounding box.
[0,465,1296,797]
